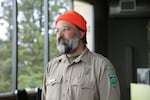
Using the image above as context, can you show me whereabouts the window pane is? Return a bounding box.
[17,0,44,90]
[0,0,13,93]
[74,1,95,51]
[48,0,72,59]
[17,0,72,90]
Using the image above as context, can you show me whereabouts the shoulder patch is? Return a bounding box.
[105,66,114,71]
[109,74,117,88]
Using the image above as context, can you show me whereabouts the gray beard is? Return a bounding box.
[56,36,79,54]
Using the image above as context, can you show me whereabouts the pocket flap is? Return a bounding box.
[72,76,95,90]
[46,76,62,86]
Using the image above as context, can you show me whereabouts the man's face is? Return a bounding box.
[56,20,80,54]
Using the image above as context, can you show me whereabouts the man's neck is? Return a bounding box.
[67,42,86,57]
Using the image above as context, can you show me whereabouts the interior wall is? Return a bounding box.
[108,18,149,100]
[94,0,109,56]
[91,0,150,100]
[73,0,150,99]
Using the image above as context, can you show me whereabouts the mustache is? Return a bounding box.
[58,37,68,43]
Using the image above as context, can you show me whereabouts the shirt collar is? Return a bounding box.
[57,47,90,64]
[57,54,68,63]
[74,47,90,64]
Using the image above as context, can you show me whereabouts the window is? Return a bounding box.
[48,0,72,59]
[17,0,45,90]
[74,0,95,51]
[0,0,13,93]
[0,0,72,94]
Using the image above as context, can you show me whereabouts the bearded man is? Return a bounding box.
[41,10,120,100]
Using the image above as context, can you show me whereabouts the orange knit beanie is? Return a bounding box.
[55,10,87,33]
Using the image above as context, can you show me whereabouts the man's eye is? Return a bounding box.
[63,27,70,31]
[55,27,70,33]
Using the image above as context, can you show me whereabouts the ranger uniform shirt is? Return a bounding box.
[41,48,120,100]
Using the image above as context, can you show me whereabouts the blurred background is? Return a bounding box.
[0,0,150,100]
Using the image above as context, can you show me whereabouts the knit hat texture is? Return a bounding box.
[55,10,87,33]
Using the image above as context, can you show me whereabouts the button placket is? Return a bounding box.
[63,64,73,100]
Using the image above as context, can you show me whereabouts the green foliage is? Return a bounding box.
[17,0,44,89]
[0,40,12,93]
[0,0,71,93]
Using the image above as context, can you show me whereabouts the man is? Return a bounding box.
[41,10,120,100]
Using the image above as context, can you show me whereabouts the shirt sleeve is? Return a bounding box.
[41,62,51,100]
[41,75,46,100]
[98,59,120,100]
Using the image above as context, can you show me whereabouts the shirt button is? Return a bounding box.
[66,79,68,83]
[63,93,65,97]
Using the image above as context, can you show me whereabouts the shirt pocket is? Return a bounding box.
[71,76,95,100]
[46,75,62,100]
[72,76,95,89]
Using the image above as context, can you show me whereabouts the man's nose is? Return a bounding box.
[57,32,64,40]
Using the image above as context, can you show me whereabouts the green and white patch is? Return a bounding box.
[109,74,117,88]
[105,66,114,71]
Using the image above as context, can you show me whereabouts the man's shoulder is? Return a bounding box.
[87,50,112,64]
[46,54,65,71]
[49,54,64,63]
[87,50,105,59]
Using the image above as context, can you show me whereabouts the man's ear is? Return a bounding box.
[80,31,85,39]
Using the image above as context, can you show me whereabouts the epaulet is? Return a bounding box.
[55,53,62,57]
[49,53,62,62]
[49,53,61,61]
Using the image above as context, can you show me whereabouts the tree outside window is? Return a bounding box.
[0,0,72,93]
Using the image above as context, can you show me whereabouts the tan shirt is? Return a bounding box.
[41,48,120,100]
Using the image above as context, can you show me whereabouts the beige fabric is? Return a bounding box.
[41,48,120,100]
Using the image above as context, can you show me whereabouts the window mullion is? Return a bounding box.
[44,0,49,72]
[12,0,18,92]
